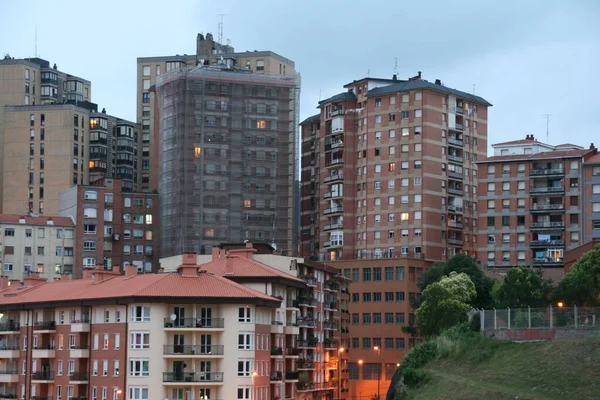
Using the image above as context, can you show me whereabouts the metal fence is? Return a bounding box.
[480,307,600,330]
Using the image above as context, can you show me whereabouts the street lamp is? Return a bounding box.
[337,347,344,400]
[116,389,122,400]
[373,346,381,400]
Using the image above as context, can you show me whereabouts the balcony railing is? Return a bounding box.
[323,223,343,231]
[33,321,56,330]
[447,205,463,213]
[0,370,17,375]
[302,276,317,287]
[298,298,317,307]
[455,106,464,115]
[31,371,54,380]
[448,188,463,196]
[328,158,344,167]
[448,238,464,246]
[324,322,338,330]
[324,207,343,215]
[162,372,223,383]
[530,240,565,247]
[69,371,89,381]
[530,203,564,211]
[297,340,317,349]
[448,154,463,163]
[532,258,564,266]
[328,109,345,118]
[0,322,19,332]
[454,123,464,130]
[447,221,463,229]
[530,221,565,229]
[324,173,343,183]
[448,171,463,180]
[530,186,564,193]
[163,345,224,355]
[530,168,564,176]
[286,371,300,380]
[163,318,224,329]
[270,347,283,356]
[270,371,283,381]
[286,299,299,308]
[286,347,302,356]
[448,137,463,147]
[297,319,315,328]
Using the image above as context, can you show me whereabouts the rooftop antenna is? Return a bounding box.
[472,84,476,95]
[217,14,227,45]
[394,58,398,75]
[367,69,370,77]
[35,25,38,57]
[543,114,552,143]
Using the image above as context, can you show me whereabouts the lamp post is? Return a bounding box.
[337,347,344,400]
[374,346,381,400]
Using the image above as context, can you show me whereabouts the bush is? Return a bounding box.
[402,341,437,370]
[402,367,429,387]
[469,313,481,332]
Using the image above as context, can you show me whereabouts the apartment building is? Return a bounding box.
[476,135,599,279]
[136,33,297,192]
[160,242,351,399]
[0,57,141,214]
[58,178,159,278]
[154,55,299,258]
[0,263,287,400]
[0,215,75,280]
[299,73,491,397]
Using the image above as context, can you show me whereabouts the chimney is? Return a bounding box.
[0,276,10,290]
[83,269,94,280]
[228,242,256,259]
[225,256,235,275]
[418,71,422,79]
[125,265,138,278]
[91,265,120,283]
[211,247,221,261]
[392,74,397,81]
[435,79,441,85]
[590,143,595,149]
[182,253,197,265]
[23,273,47,287]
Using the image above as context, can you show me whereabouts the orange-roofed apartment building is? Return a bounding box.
[476,135,600,280]
[160,242,351,400]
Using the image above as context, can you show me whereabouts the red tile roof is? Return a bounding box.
[0,271,279,307]
[585,153,600,164]
[478,149,594,163]
[200,256,305,284]
[0,214,74,227]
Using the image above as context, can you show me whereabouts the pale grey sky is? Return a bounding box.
[1,0,599,149]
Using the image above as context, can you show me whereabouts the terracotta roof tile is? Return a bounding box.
[477,149,594,163]
[0,271,278,307]
[0,214,74,227]
[491,139,538,146]
[200,256,304,283]
[585,153,600,164]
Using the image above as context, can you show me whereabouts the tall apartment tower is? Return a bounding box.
[136,33,297,193]
[476,135,599,280]
[0,57,139,214]
[154,58,299,258]
[299,73,491,396]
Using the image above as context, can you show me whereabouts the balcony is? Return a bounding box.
[0,322,19,333]
[297,358,316,369]
[448,171,463,180]
[530,186,564,194]
[286,371,300,381]
[69,346,90,358]
[448,238,464,246]
[447,221,463,229]
[530,221,565,230]
[448,154,463,163]
[447,205,463,214]
[324,141,344,152]
[530,240,565,248]
[286,299,299,309]
[32,346,56,359]
[69,371,89,383]
[0,393,17,399]
[31,371,54,382]
[298,297,317,307]
[33,321,56,332]
[454,123,464,130]
[270,347,284,357]
[324,173,343,183]
[286,348,302,357]
[163,345,224,357]
[530,168,564,177]
[329,109,345,118]
[0,371,18,384]
[324,322,338,330]
[70,318,90,332]
[297,339,317,349]
[324,207,343,215]
[323,223,343,231]
[297,318,315,328]
[323,240,342,249]
[448,137,463,147]
[324,302,338,312]
[448,188,463,196]
[0,345,19,359]
[163,372,224,383]
[455,106,464,114]
[324,283,338,292]
[326,158,344,168]
[270,371,283,382]
[163,318,225,330]
[302,276,317,287]
[532,258,564,267]
[285,322,300,335]
[530,203,564,212]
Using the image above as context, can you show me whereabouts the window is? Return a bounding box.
[129,359,149,376]
[128,387,149,400]
[238,360,252,377]
[131,306,150,322]
[415,109,422,118]
[238,333,254,350]
[362,314,371,324]
[113,360,120,376]
[238,307,252,322]
[363,268,371,282]
[130,332,150,349]
[237,387,251,399]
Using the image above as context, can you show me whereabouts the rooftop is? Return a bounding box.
[477,148,596,163]
[300,113,320,125]
[318,91,358,107]
[0,214,74,227]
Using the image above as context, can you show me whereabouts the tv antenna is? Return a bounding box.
[217,14,227,45]
[542,114,552,143]
[394,57,398,75]
[35,25,38,57]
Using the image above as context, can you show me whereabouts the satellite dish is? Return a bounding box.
[170,314,177,321]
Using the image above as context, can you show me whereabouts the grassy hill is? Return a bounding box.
[403,337,600,400]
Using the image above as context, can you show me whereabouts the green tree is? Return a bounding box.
[416,272,476,337]
[417,255,494,309]
[495,266,553,308]
[556,244,600,306]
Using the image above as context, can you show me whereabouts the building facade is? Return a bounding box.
[0,263,284,400]
[154,59,298,258]
[476,135,599,279]
[160,242,351,399]
[0,215,76,280]
[58,178,159,278]
[136,33,297,193]
[299,73,491,397]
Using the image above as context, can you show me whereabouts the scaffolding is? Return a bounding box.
[156,63,299,257]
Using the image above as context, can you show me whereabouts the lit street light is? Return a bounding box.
[338,347,344,400]
[374,346,381,400]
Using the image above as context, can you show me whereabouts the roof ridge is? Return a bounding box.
[207,273,277,300]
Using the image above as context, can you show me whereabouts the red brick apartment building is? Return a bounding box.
[299,73,491,397]
[476,135,600,280]
[58,178,159,278]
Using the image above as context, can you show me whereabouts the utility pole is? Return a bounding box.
[542,114,552,143]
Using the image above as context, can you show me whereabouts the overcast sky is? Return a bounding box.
[1,0,599,150]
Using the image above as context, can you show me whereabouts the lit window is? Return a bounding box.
[400,213,409,221]
[256,120,266,129]
[204,229,215,237]
[145,214,152,225]
[244,200,252,208]
[194,146,201,157]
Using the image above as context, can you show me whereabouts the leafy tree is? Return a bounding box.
[417,255,494,309]
[416,272,476,337]
[494,266,553,308]
[556,244,600,306]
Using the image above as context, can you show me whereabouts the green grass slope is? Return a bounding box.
[406,337,600,400]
